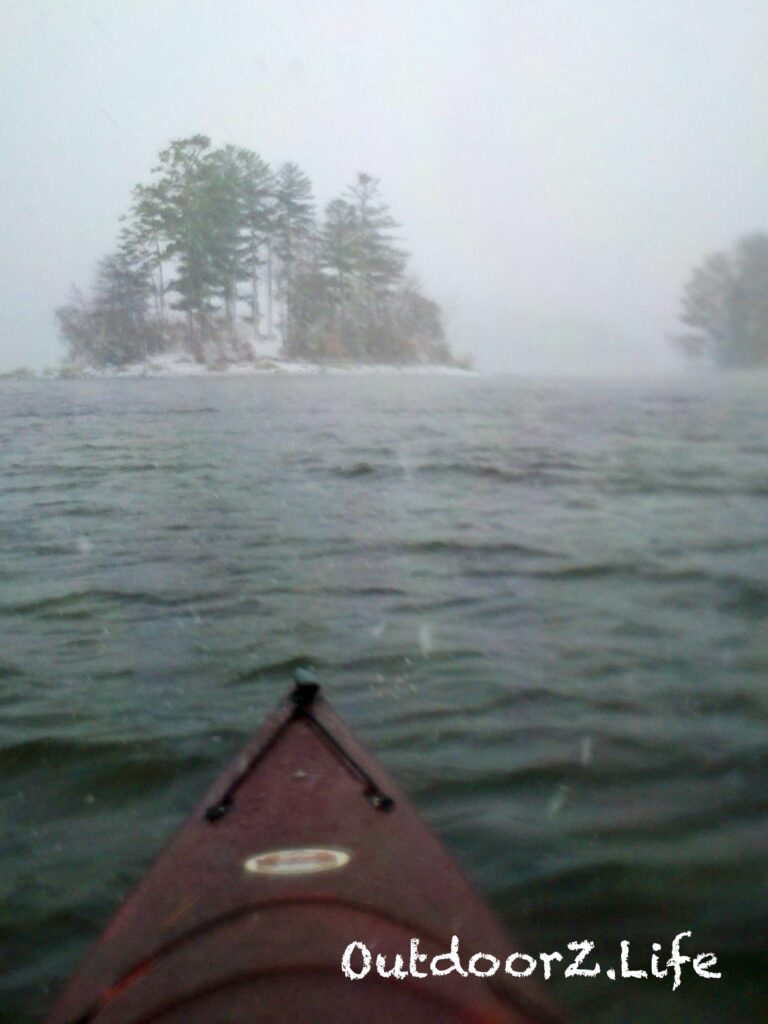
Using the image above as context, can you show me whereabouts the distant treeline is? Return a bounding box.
[677,232,768,368]
[56,135,455,368]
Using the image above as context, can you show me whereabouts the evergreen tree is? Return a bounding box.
[205,145,248,348]
[282,256,334,361]
[272,162,316,346]
[319,198,358,304]
[232,148,274,341]
[345,173,407,305]
[119,181,171,324]
[149,136,221,354]
[308,197,362,360]
[342,173,409,359]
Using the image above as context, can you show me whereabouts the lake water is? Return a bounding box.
[1,372,766,1022]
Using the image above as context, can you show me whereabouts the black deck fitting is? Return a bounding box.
[291,682,320,708]
[205,801,232,822]
[365,787,395,812]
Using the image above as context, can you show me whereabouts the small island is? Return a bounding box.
[54,135,467,376]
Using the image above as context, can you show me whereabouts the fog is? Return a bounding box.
[2,0,767,374]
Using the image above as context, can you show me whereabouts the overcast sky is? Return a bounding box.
[2,0,767,373]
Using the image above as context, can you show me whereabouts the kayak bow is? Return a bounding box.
[45,678,568,1024]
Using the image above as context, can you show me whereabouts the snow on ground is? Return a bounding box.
[66,350,474,379]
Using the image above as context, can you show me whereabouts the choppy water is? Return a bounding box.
[1,373,766,1022]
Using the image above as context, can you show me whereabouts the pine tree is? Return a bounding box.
[345,173,407,302]
[272,162,316,348]
[319,198,358,304]
[232,148,274,342]
[149,136,220,355]
[308,197,360,359]
[342,173,408,359]
[205,146,248,348]
[119,182,171,325]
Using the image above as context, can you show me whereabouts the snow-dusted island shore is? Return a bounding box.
[91,351,474,378]
[1,351,475,381]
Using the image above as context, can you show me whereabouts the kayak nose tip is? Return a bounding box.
[291,668,321,707]
[293,666,320,685]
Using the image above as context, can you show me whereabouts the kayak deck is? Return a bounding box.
[45,680,568,1024]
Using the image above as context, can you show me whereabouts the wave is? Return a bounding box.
[400,539,557,557]
[233,655,324,684]
[0,736,223,796]
[1,588,228,617]
[332,461,387,478]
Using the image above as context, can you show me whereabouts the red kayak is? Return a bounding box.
[45,677,568,1024]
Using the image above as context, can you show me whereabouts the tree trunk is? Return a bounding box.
[154,238,166,324]
[251,265,260,341]
[225,277,236,342]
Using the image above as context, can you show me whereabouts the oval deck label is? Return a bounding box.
[244,847,351,876]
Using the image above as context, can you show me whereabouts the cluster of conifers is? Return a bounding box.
[55,135,455,370]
